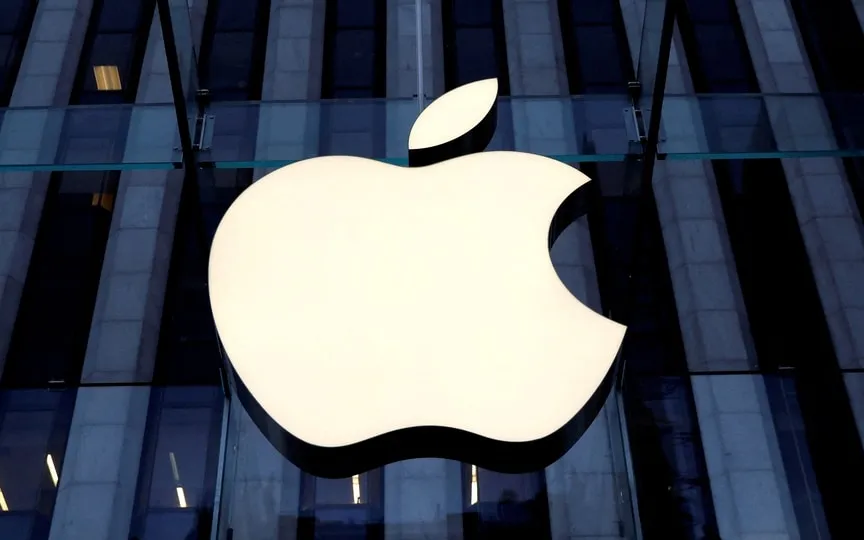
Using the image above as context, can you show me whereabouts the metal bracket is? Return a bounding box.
[192,89,214,151]
[193,114,215,151]
[623,106,648,145]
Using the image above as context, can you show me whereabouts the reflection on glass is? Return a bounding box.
[470,465,478,505]
[130,387,224,540]
[74,0,155,105]
[0,0,39,106]
[1,177,118,388]
[198,0,270,101]
[558,0,635,94]
[298,470,384,539]
[715,159,864,537]
[154,171,253,386]
[45,456,58,488]
[442,0,510,94]
[461,465,550,539]
[322,0,386,99]
[582,162,719,538]
[0,389,75,540]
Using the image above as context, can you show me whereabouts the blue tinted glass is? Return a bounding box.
[570,0,615,24]
[299,470,384,537]
[320,103,382,156]
[332,87,375,98]
[575,27,626,86]
[81,33,135,91]
[0,0,26,33]
[207,31,254,93]
[0,35,13,69]
[453,0,493,26]
[156,171,250,385]
[579,163,719,538]
[454,28,498,85]
[335,0,376,27]
[684,0,733,23]
[0,390,75,539]
[331,30,377,89]
[98,0,144,32]
[132,387,223,540]
[463,467,550,537]
[215,0,258,30]
[3,176,117,387]
[693,27,751,85]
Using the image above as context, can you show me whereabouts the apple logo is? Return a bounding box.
[208,78,626,478]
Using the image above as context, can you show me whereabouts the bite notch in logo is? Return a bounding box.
[208,79,626,478]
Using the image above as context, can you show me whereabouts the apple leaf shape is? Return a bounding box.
[209,152,627,479]
[408,78,498,167]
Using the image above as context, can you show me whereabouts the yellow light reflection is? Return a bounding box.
[470,465,478,505]
[0,488,7,511]
[93,65,122,91]
[351,474,361,504]
[46,454,59,486]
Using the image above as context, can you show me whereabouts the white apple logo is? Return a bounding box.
[208,79,626,478]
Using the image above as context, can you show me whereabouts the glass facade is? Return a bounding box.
[0,0,863,539]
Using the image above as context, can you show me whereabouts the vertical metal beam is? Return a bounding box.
[416,0,425,111]
[640,0,680,185]
[156,0,197,175]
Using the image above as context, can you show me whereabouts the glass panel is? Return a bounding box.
[0,104,183,171]
[331,30,378,90]
[214,392,639,539]
[98,0,149,32]
[452,0,493,26]
[453,28,498,84]
[634,0,669,101]
[207,95,635,167]
[0,389,76,540]
[658,93,864,159]
[462,466,551,539]
[131,387,225,540]
[335,0,377,28]
[162,0,200,102]
[215,0,259,31]
[2,175,117,388]
[207,32,256,96]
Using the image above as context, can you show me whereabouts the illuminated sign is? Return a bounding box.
[208,79,626,477]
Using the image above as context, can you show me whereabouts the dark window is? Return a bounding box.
[130,387,225,540]
[558,0,634,94]
[2,0,154,388]
[714,158,864,538]
[461,465,551,540]
[0,389,75,540]
[787,0,864,93]
[580,162,718,539]
[0,0,39,106]
[678,0,759,93]
[2,177,118,388]
[786,0,864,233]
[442,0,510,95]
[297,470,384,539]
[680,2,864,535]
[322,0,386,99]
[154,170,252,385]
[71,0,155,105]
[198,0,270,101]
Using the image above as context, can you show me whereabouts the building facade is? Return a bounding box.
[0,0,863,539]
